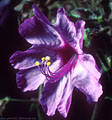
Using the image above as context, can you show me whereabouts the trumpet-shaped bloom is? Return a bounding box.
[9,4,103,118]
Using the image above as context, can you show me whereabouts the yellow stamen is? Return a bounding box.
[41,57,45,62]
[45,56,50,61]
[35,61,40,66]
[46,61,51,66]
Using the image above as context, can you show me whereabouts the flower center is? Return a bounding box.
[57,44,75,64]
[35,56,54,80]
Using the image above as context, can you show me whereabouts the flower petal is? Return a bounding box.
[55,8,85,54]
[58,94,72,118]
[16,67,45,92]
[9,45,57,70]
[33,3,50,25]
[72,54,103,102]
[19,16,64,47]
[74,20,85,53]
[57,72,73,118]
[40,74,68,116]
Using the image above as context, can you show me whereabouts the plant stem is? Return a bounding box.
[91,103,98,120]
[37,85,43,120]
[38,85,42,101]
[36,104,42,120]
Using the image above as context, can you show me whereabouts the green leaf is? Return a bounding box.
[96,53,110,72]
[106,56,111,68]
[109,2,112,11]
[104,96,112,101]
[72,0,79,8]
[0,97,10,116]
[70,9,80,18]
[84,28,90,48]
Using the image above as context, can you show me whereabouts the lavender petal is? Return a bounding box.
[9,45,57,70]
[40,75,68,116]
[33,3,50,25]
[72,54,103,102]
[19,16,63,47]
[16,67,45,92]
[55,8,85,54]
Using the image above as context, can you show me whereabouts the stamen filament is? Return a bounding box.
[35,56,53,80]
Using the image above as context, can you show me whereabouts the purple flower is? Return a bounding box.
[9,4,103,118]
